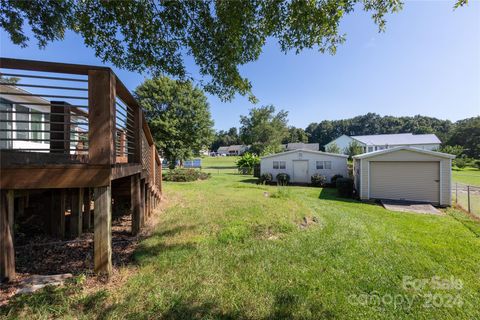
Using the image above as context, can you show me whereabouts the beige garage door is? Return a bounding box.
[370,161,440,203]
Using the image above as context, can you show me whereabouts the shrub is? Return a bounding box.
[163,168,210,182]
[276,173,290,186]
[259,173,273,184]
[454,158,467,169]
[475,160,480,169]
[330,174,343,186]
[336,177,354,197]
[236,153,260,175]
[311,173,327,187]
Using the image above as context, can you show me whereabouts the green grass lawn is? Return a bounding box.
[201,155,239,168]
[452,167,480,186]
[3,169,480,319]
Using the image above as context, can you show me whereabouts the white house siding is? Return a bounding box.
[324,135,355,153]
[260,150,348,183]
[386,143,439,151]
[355,149,452,206]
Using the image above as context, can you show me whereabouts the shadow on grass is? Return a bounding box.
[318,188,362,204]
[2,276,336,319]
[238,178,259,184]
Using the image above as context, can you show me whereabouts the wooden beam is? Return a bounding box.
[70,188,84,238]
[83,188,91,231]
[94,185,112,275]
[140,179,146,227]
[131,175,142,235]
[6,191,14,242]
[111,164,142,180]
[51,190,66,238]
[0,166,111,189]
[0,57,109,75]
[88,69,116,165]
[1,191,15,282]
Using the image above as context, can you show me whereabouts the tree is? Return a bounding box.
[439,145,464,157]
[211,127,241,151]
[135,76,214,168]
[448,117,480,159]
[345,141,363,159]
[236,153,260,175]
[325,142,341,154]
[283,126,308,144]
[240,105,289,155]
[5,0,449,102]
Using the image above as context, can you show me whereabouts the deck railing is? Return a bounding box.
[0,58,161,189]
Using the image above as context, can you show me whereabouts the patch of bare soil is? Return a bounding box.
[0,195,168,306]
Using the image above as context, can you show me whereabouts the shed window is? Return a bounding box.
[316,161,332,170]
[324,161,332,169]
[273,161,286,169]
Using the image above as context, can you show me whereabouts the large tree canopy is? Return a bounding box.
[135,76,214,166]
[448,117,480,159]
[0,0,419,101]
[240,105,289,154]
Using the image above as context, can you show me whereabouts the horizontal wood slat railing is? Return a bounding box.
[0,58,162,193]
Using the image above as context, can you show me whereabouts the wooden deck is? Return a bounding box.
[0,58,162,282]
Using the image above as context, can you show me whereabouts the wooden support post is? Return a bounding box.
[70,188,84,238]
[145,185,150,219]
[140,179,146,227]
[1,191,15,282]
[17,196,25,217]
[6,191,14,242]
[51,189,66,238]
[88,69,116,165]
[83,188,92,231]
[131,174,142,235]
[50,101,71,154]
[94,185,112,275]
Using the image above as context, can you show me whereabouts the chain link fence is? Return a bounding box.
[453,183,480,217]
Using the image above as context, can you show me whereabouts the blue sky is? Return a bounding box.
[1,1,479,131]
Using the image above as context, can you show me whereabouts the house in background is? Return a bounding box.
[324,133,441,154]
[260,149,348,183]
[216,144,250,156]
[281,142,319,151]
[0,84,87,154]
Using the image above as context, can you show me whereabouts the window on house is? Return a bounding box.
[316,161,332,169]
[367,146,374,152]
[31,110,43,141]
[15,105,29,140]
[273,161,286,169]
[0,99,12,149]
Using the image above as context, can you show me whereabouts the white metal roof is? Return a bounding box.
[352,133,441,145]
[353,146,455,159]
[261,148,348,159]
[285,143,319,151]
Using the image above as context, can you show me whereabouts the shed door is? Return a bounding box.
[370,161,440,204]
[293,160,309,183]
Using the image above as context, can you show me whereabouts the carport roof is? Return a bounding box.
[261,149,349,159]
[353,146,456,160]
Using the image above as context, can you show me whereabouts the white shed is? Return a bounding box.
[353,147,455,206]
[260,149,349,183]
